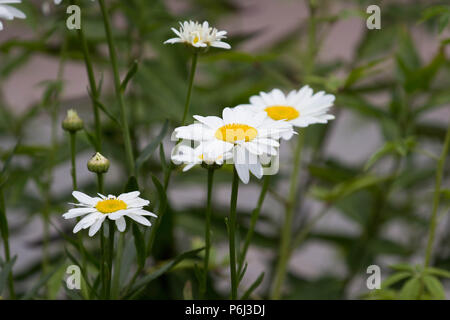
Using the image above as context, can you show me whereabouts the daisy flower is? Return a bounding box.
[174,107,293,184]
[164,20,231,50]
[241,86,335,138]
[171,144,232,172]
[63,191,157,237]
[0,0,26,31]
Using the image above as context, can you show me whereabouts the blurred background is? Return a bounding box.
[0,0,449,299]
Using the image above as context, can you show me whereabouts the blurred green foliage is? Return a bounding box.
[0,0,449,299]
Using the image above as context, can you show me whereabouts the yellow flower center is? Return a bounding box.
[193,35,199,44]
[95,199,127,214]
[264,106,299,121]
[215,124,258,143]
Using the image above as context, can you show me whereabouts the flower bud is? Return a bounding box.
[62,109,84,133]
[87,152,110,174]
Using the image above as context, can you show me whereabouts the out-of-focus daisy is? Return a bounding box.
[174,107,293,183]
[241,86,335,137]
[63,191,156,237]
[171,144,232,172]
[164,20,231,50]
[0,0,26,31]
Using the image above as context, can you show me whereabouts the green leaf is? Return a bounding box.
[381,271,411,289]
[47,263,68,300]
[241,272,264,300]
[344,58,386,88]
[423,275,445,299]
[390,263,415,272]
[0,139,21,188]
[310,174,389,202]
[132,223,146,269]
[124,176,139,192]
[121,60,139,92]
[22,261,65,299]
[424,267,450,279]
[126,247,204,299]
[151,174,167,211]
[364,137,416,170]
[91,96,121,127]
[399,276,421,300]
[0,256,16,295]
[135,120,169,170]
[84,129,99,150]
[420,5,450,33]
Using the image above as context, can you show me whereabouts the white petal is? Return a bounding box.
[88,216,106,237]
[134,209,158,218]
[118,191,140,201]
[126,213,152,227]
[63,207,97,219]
[72,191,98,206]
[115,217,126,232]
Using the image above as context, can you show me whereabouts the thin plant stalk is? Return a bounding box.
[68,131,89,299]
[96,173,108,298]
[181,52,198,126]
[111,233,125,299]
[98,0,135,176]
[0,188,15,299]
[271,131,304,299]
[146,52,200,255]
[238,175,270,275]
[270,0,316,299]
[424,116,450,267]
[70,133,78,189]
[200,167,215,297]
[228,167,240,300]
[70,0,102,150]
[107,220,115,299]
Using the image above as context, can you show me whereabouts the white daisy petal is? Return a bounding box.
[115,217,126,232]
[118,191,140,201]
[72,191,98,206]
[134,209,158,218]
[63,207,97,219]
[88,216,106,237]
[164,20,230,50]
[243,86,334,132]
[126,213,151,227]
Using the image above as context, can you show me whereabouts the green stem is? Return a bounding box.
[228,167,240,299]
[0,188,15,299]
[111,233,125,299]
[238,175,270,275]
[71,0,102,150]
[200,167,215,297]
[69,131,90,299]
[145,52,200,256]
[289,206,330,255]
[96,173,108,298]
[271,131,304,299]
[98,0,135,175]
[107,220,115,299]
[181,53,198,126]
[424,116,450,267]
[69,133,77,190]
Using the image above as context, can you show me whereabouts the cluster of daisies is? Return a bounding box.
[171,87,335,184]
[60,20,334,239]
[165,20,335,183]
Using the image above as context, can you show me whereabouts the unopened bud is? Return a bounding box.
[62,109,84,133]
[87,152,110,174]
